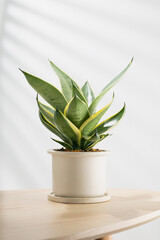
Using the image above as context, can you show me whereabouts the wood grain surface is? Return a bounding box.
[0,189,160,240]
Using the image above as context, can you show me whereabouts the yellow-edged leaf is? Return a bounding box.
[89,58,133,114]
[80,93,114,137]
[86,134,110,150]
[64,95,90,128]
[72,82,87,104]
[91,104,126,135]
[36,94,55,124]
[81,81,95,105]
[39,111,71,144]
[54,109,81,147]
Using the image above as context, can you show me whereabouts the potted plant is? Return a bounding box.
[20,58,133,203]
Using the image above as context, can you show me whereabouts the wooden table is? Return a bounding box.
[0,189,160,240]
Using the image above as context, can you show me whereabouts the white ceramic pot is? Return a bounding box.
[48,150,111,203]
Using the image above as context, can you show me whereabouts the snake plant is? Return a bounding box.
[20,58,133,150]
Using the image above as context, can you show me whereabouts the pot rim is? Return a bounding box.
[47,149,110,157]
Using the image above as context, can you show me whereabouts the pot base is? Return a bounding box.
[48,192,111,204]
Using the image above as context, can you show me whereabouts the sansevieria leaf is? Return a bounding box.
[50,61,74,102]
[54,110,81,147]
[80,93,114,137]
[64,95,90,128]
[50,61,87,104]
[81,81,95,105]
[82,132,100,149]
[72,82,87,104]
[89,58,133,115]
[91,104,126,135]
[20,70,67,111]
[39,111,71,144]
[51,138,73,150]
[84,131,100,142]
[36,94,55,124]
[86,134,110,150]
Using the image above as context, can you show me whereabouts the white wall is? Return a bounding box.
[0,0,160,239]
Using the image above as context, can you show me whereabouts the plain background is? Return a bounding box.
[0,0,160,239]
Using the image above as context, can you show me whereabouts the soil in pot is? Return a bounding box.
[54,148,106,152]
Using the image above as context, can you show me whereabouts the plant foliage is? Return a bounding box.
[20,58,133,150]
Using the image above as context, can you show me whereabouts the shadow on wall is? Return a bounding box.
[1,0,157,71]
[0,0,132,72]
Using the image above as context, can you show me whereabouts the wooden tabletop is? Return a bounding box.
[0,189,160,240]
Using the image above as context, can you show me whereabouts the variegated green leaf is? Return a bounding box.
[64,95,90,128]
[39,111,71,144]
[80,93,114,137]
[72,82,87,104]
[91,104,126,135]
[51,138,73,150]
[50,61,74,102]
[84,131,100,142]
[81,81,95,105]
[89,58,133,114]
[50,60,87,104]
[86,134,110,150]
[20,70,67,111]
[36,94,55,124]
[54,110,81,147]
[82,132,100,149]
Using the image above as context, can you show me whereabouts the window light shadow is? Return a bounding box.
[3,15,117,73]
[50,0,159,36]
[7,0,133,69]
